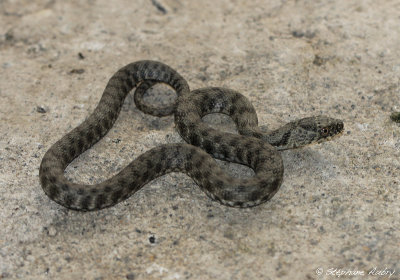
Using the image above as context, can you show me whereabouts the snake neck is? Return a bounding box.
[260,123,295,151]
[237,123,294,151]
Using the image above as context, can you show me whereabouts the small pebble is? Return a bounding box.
[47,226,57,237]
[69,69,85,74]
[390,112,400,123]
[313,55,325,66]
[36,106,47,113]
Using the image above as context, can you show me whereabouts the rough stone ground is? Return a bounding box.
[0,0,399,279]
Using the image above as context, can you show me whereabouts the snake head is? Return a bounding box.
[293,115,344,147]
[273,115,344,150]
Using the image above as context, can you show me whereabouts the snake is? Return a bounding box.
[39,60,344,211]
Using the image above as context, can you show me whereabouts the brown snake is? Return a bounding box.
[39,60,344,210]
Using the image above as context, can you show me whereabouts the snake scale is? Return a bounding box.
[39,60,344,211]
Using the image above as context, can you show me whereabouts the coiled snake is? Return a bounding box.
[39,61,344,210]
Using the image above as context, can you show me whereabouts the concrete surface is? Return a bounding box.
[0,0,399,279]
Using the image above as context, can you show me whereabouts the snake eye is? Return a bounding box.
[321,128,329,136]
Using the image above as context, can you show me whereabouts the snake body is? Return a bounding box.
[39,61,344,211]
